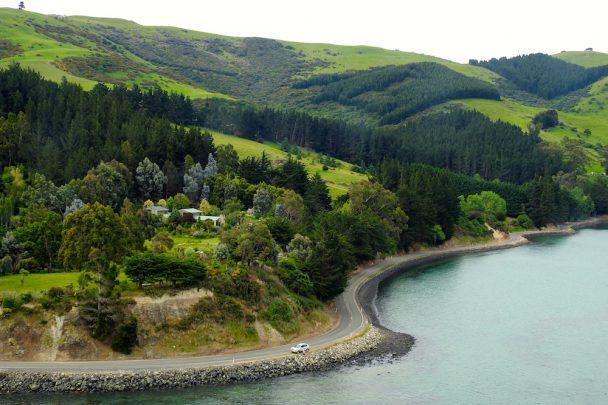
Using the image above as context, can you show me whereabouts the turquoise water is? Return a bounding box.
[10,228,608,404]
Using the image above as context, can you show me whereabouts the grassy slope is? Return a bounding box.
[454,98,607,171]
[70,14,498,82]
[1,8,498,96]
[283,41,499,82]
[0,9,98,88]
[209,130,368,198]
[457,78,608,145]
[448,52,608,171]
[553,51,608,68]
[0,8,228,98]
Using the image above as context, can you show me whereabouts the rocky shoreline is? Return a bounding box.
[1,216,606,394]
[0,326,405,394]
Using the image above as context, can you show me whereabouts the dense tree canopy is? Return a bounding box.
[471,54,608,99]
[296,62,500,124]
[202,100,563,184]
[0,65,214,184]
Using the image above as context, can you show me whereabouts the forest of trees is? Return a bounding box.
[202,100,564,184]
[3,63,608,354]
[0,64,211,183]
[470,54,608,99]
[294,62,500,124]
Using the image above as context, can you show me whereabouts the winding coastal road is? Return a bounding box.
[0,253,383,372]
[0,223,594,373]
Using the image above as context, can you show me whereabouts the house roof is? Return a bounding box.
[179,208,202,214]
[147,206,169,212]
[200,215,221,221]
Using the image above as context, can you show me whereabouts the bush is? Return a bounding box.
[111,317,138,354]
[230,266,261,304]
[516,214,534,229]
[177,295,246,330]
[2,295,18,309]
[456,217,490,238]
[19,292,33,304]
[150,231,174,253]
[532,109,559,129]
[278,258,314,296]
[16,257,40,273]
[263,298,297,335]
[47,286,66,299]
[0,255,12,275]
[124,251,206,288]
[265,216,295,247]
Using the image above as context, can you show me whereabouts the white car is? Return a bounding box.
[290,343,310,353]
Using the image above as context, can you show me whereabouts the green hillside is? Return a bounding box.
[0,7,498,104]
[0,8,227,99]
[2,8,608,172]
[209,130,368,198]
[283,41,498,82]
[455,71,608,145]
[452,98,607,171]
[554,51,608,68]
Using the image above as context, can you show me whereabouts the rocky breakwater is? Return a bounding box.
[0,326,410,394]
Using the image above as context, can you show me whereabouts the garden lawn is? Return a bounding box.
[171,236,220,254]
[0,272,79,294]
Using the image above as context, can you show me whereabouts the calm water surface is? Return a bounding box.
[10,228,608,404]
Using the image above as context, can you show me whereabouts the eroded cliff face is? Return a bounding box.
[0,288,333,361]
[130,288,214,325]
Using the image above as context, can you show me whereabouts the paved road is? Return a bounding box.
[0,227,571,372]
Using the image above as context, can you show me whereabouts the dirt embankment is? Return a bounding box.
[0,288,334,361]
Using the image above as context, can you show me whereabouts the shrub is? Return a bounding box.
[150,232,174,253]
[516,214,534,229]
[456,216,490,238]
[47,286,66,299]
[20,292,33,304]
[124,251,206,288]
[532,109,559,129]
[17,257,40,273]
[265,216,295,247]
[2,295,18,309]
[278,258,314,296]
[263,298,297,335]
[213,243,230,261]
[111,317,138,354]
[0,255,12,275]
[230,266,261,304]
[177,295,245,330]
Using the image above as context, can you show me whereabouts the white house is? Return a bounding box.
[179,208,203,221]
[146,205,170,218]
[199,215,222,226]
[178,209,223,226]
